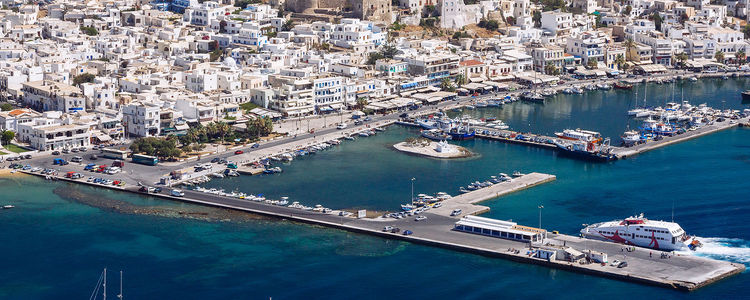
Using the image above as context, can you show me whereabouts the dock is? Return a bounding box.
[18,169,744,291]
[431,172,556,216]
[611,119,745,158]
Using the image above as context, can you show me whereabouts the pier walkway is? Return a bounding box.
[431,173,556,216]
[611,118,745,158]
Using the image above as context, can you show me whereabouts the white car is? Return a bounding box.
[171,189,185,197]
[610,259,621,267]
[336,123,347,129]
[415,216,427,221]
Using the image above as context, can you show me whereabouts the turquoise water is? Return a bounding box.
[2,79,750,299]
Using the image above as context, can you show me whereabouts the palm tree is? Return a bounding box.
[440,78,455,92]
[675,52,689,69]
[614,54,625,70]
[544,62,557,75]
[736,49,746,66]
[454,74,467,87]
[715,51,725,64]
[624,38,635,62]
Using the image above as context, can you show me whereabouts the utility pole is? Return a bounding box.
[410,177,415,203]
[538,205,544,229]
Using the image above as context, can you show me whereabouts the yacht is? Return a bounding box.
[621,130,642,146]
[580,214,702,251]
[555,129,603,144]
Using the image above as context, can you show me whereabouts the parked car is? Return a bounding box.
[52,151,60,155]
[89,154,98,160]
[70,156,83,163]
[171,189,185,197]
[235,150,244,155]
[251,143,259,148]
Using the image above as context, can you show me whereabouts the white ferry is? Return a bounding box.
[555,129,603,144]
[580,214,702,251]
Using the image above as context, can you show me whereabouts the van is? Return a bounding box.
[171,189,185,197]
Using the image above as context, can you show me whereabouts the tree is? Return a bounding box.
[544,62,557,75]
[1,130,14,145]
[129,137,182,158]
[623,5,632,16]
[281,20,294,31]
[675,52,689,68]
[454,74,466,87]
[366,52,384,65]
[477,18,499,31]
[624,38,635,61]
[0,103,12,111]
[381,44,398,59]
[355,97,368,110]
[439,78,455,92]
[736,49,746,66]
[715,51,725,63]
[614,54,625,70]
[651,13,663,31]
[532,11,542,28]
[679,13,689,25]
[743,24,750,39]
[80,26,98,36]
[72,73,96,86]
[587,59,598,69]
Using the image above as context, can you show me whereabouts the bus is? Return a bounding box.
[101,148,129,160]
[132,154,159,166]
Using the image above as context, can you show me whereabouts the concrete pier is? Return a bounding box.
[611,119,745,158]
[432,172,556,216]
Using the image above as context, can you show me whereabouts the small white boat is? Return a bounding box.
[2,205,14,209]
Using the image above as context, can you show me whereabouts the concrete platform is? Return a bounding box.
[432,173,556,216]
[612,118,746,158]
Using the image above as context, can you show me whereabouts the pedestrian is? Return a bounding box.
[650,252,652,258]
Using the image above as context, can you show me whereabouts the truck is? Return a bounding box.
[53,158,69,165]
[131,154,159,166]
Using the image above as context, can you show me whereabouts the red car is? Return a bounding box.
[235,150,244,154]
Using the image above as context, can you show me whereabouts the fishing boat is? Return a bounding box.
[614,81,633,89]
[742,90,750,101]
[448,126,475,140]
[520,91,545,102]
[416,119,438,129]
[640,119,678,136]
[554,139,617,162]
[554,129,603,144]
[421,129,452,141]
[580,213,702,251]
[620,130,642,146]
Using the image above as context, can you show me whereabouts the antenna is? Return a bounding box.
[103,268,107,300]
[671,199,675,223]
[117,271,123,300]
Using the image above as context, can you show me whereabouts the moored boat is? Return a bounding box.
[580,214,701,251]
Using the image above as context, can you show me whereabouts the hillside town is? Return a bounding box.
[0,0,748,155]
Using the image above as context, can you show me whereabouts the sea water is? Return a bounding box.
[1,78,750,299]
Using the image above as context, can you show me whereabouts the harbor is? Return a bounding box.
[17,167,743,291]
[4,77,750,296]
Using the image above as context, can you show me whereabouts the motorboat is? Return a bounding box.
[555,129,603,144]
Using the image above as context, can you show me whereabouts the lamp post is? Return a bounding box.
[410,177,415,204]
[538,205,544,229]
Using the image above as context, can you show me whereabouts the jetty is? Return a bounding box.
[431,172,556,216]
[611,119,743,158]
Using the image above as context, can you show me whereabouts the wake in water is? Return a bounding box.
[676,237,750,265]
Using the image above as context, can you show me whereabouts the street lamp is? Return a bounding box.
[538,205,544,229]
[410,177,416,204]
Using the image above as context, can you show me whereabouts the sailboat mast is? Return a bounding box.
[118,271,123,300]
[103,268,107,300]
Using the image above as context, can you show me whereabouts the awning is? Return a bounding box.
[95,132,112,142]
[175,123,190,130]
[330,103,345,110]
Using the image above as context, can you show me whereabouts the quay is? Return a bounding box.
[18,169,743,291]
[611,118,746,158]
[431,172,557,216]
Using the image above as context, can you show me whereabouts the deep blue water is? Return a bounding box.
[2,78,750,299]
